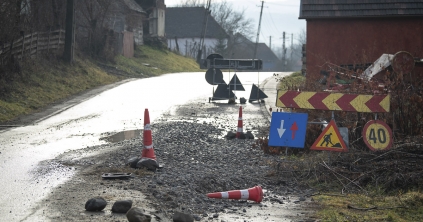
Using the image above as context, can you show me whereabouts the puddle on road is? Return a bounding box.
[100,129,142,143]
[213,191,316,222]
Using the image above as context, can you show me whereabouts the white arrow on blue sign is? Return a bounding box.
[268,112,308,148]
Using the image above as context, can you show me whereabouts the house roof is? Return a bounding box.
[165,7,227,39]
[299,0,423,19]
[231,34,279,61]
[123,0,146,13]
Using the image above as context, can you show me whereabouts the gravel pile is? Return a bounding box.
[39,99,315,221]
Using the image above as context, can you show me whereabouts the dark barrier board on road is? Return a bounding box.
[211,83,236,100]
[228,74,245,91]
[200,59,263,70]
[205,68,224,85]
[249,84,267,102]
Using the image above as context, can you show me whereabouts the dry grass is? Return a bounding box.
[263,71,423,221]
[0,45,202,123]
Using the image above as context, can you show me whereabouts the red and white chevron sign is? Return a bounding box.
[276,90,390,112]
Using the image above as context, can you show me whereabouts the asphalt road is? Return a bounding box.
[0,71,288,221]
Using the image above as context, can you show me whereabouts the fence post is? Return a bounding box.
[21,32,25,60]
[10,39,14,58]
[58,30,61,50]
[48,29,51,53]
[1,43,3,65]
[29,32,33,57]
[36,32,39,57]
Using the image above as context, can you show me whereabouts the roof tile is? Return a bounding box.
[300,0,423,18]
[165,7,227,39]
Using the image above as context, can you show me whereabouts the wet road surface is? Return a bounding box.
[0,71,275,221]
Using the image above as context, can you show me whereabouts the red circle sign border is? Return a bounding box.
[362,120,393,151]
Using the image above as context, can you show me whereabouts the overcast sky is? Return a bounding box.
[165,0,306,51]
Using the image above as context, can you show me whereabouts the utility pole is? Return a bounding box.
[63,0,74,64]
[253,1,264,60]
[282,31,286,71]
[197,0,211,63]
[291,33,294,60]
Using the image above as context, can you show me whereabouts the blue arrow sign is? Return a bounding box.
[268,112,308,148]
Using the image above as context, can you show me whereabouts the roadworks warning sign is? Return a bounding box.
[310,120,348,152]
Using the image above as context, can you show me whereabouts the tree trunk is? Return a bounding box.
[63,0,74,64]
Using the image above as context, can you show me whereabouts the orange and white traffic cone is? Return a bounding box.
[236,106,243,139]
[207,186,263,203]
[138,109,158,170]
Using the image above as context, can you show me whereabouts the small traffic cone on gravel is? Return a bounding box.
[236,106,243,139]
[137,108,159,170]
[206,186,263,203]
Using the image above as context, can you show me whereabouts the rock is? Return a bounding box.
[126,207,152,222]
[127,157,140,168]
[85,197,107,211]
[111,200,133,213]
[193,214,202,221]
[239,132,246,139]
[240,97,247,104]
[225,131,236,139]
[299,196,306,201]
[245,131,255,139]
[136,158,159,170]
[173,211,194,222]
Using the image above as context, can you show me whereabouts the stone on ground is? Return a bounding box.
[126,207,152,222]
[85,197,107,211]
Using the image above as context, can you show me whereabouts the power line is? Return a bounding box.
[264,2,299,7]
[263,7,281,36]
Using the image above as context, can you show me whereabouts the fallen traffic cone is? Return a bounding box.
[206,186,263,203]
[137,109,158,170]
[236,106,243,139]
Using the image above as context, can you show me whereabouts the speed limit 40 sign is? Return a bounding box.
[362,120,393,151]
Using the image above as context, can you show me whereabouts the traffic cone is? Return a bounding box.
[140,108,156,161]
[236,106,243,139]
[206,186,263,203]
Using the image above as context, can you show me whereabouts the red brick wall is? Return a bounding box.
[306,17,423,81]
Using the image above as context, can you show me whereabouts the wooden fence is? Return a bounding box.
[0,29,65,64]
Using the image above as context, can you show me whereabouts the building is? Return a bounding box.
[76,0,147,58]
[165,7,227,59]
[135,0,166,38]
[299,0,423,81]
[229,35,280,71]
[108,0,147,46]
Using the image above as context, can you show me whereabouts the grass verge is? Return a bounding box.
[0,45,201,123]
[269,72,423,221]
[277,71,306,90]
[314,191,423,221]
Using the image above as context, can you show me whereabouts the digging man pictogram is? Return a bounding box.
[320,133,334,147]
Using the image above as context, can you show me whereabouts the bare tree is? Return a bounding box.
[0,0,28,43]
[178,0,255,58]
[75,0,113,56]
[63,0,75,63]
[297,28,306,45]
[211,1,254,57]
